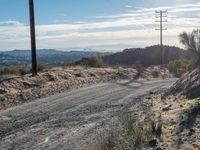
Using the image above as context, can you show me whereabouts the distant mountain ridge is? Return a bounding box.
[103,45,192,67]
[0,49,112,67]
[0,45,192,67]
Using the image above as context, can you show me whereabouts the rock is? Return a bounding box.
[156,147,163,150]
[146,96,152,100]
[179,121,186,126]
[150,91,155,95]
[74,73,83,77]
[148,139,157,147]
[23,81,40,88]
[0,96,6,102]
[188,128,195,136]
[162,106,170,111]
[43,73,58,81]
[176,128,183,134]
[62,73,73,79]
[0,88,7,94]
[89,73,96,77]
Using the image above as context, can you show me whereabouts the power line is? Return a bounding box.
[29,0,38,76]
[155,10,167,65]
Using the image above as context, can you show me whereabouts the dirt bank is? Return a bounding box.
[0,66,171,110]
[0,67,136,109]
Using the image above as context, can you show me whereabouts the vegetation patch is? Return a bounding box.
[167,59,193,77]
[84,92,200,150]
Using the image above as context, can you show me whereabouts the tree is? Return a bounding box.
[179,29,200,67]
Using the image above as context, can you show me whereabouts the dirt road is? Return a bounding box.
[0,78,177,150]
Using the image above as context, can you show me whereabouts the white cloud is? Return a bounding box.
[0,21,24,26]
[125,5,132,8]
[0,2,200,51]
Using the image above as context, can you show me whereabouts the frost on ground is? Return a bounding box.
[166,68,200,98]
[149,94,200,150]
[0,67,136,110]
[0,66,170,110]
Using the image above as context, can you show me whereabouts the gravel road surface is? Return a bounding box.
[0,78,177,150]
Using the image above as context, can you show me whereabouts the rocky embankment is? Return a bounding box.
[0,67,134,110]
[147,68,200,149]
[0,66,171,110]
[166,68,200,98]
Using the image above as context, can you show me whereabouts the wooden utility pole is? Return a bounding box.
[29,0,37,76]
[155,10,167,65]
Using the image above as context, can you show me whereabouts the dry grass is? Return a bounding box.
[85,113,164,150]
[0,66,27,76]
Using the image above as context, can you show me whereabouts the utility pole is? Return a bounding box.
[155,10,167,65]
[29,0,38,76]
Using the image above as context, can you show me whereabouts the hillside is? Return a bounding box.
[103,45,191,67]
[0,49,111,67]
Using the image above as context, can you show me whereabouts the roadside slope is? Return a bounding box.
[0,66,171,110]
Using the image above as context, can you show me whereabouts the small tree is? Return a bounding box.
[179,29,200,67]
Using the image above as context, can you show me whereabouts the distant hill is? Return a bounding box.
[0,49,111,67]
[103,45,192,67]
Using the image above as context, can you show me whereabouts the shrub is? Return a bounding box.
[133,62,144,77]
[0,67,28,76]
[152,70,160,78]
[167,59,193,77]
[76,56,104,68]
[37,63,52,72]
[119,113,145,150]
[179,29,200,67]
[86,113,164,150]
[150,114,163,138]
[62,61,75,69]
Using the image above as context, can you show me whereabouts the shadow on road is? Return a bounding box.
[113,74,145,90]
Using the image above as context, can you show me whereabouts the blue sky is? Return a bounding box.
[0,0,200,51]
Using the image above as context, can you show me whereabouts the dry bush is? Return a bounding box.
[85,129,122,150]
[37,63,52,72]
[149,114,163,139]
[85,113,164,150]
[167,59,193,77]
[133,62,144,77]
[151,70,160,78]
[119,113,146,150]
[87,114,146,150]
[0,66,28,76]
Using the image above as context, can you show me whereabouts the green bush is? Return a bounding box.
[77,56,104,68]
[167,59,193,77]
